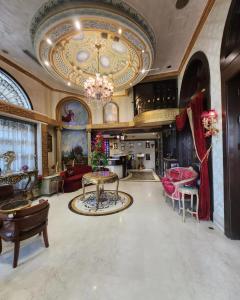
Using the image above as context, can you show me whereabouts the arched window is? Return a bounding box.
[0,69,32,109]
[103,102,119,123]
[0,69,35,173]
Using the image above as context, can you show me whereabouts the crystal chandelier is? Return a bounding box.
[84,44,113,104]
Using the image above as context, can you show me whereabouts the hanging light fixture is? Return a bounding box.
[84,44,114,105]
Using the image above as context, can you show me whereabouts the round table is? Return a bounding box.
[0,200,31,213]
[82,171,119,210]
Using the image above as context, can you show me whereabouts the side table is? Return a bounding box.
[178,186,199,222]
[41,174,64,195]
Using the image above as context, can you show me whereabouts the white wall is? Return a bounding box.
[110,140,156,170]
[178,0,232,230]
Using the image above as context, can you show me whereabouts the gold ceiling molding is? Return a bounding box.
[0,0,215,95]
[32,3,155,93]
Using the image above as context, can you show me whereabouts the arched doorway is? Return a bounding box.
[179,51,213,218]
[56,97,92,168]
[179,52,211,166]
[221,0,240,239]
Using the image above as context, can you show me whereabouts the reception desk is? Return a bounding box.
[107,156,127,179]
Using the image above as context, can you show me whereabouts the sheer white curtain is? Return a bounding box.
[0,118,36,172]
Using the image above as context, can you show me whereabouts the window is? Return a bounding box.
[0,69,35,172]
[0,117,36,172]
[0,69,32,109]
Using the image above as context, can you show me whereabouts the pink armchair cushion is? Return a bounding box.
[169,169,181,181]
[162,167,198,198]
[162,181,175,195]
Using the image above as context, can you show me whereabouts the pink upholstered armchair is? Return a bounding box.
[161,167,198,210]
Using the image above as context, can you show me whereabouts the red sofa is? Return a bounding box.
[60,165,92,193]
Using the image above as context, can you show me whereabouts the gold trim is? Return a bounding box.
[43,17,147,89]
[88,108,179,130]
[55,96,92,126]
[87,121,134,130]
[69,190,133,216]
[179,0,216,73]
[134,108,180,127]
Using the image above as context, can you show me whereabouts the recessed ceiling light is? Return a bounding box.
[74,20,81,30]
[44,60,49,66]
[142,49,145,53]
[67,82,71,86]
[46,38,52,45]
[141,69,146,74]
[118,28,122,35]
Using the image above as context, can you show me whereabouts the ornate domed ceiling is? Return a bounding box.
[30,0,156,93]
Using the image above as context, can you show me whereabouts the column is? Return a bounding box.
[56,126,62,171]
[41,124,49,177]
[87,129,92,166]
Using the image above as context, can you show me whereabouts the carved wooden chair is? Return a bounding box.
[0,200,50,268]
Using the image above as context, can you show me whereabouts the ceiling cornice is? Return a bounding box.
[178,0,216,73]
[0,0,216,94]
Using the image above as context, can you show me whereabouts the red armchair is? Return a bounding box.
[61,165,92,193]
[161,167,198,210]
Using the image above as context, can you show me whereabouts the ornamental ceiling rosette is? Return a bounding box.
[30,0,155,93]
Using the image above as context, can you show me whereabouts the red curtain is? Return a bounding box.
[176,109,188,131]
[190,93,210,220]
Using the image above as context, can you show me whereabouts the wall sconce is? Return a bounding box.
[201,109,219,137]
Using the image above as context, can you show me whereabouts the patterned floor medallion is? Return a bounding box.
[69,190,133,216]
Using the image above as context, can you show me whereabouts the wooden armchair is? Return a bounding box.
[0,200,50,268]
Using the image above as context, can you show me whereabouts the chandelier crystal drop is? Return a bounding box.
[84,44,114,105]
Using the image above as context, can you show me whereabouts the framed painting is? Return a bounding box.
[61,100,89,129]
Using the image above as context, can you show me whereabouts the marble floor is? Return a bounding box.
[0,181,240,300]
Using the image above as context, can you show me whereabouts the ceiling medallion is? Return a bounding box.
[30,0,156,94]
[84,44,113,105]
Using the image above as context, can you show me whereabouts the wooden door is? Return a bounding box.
[224,72,240,238]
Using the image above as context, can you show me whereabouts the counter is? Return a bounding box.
[107,156,127,179]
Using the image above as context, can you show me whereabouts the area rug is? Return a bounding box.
[121,170,160,182]
[69,190,133,216]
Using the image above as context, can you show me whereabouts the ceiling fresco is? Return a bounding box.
[0,0,209,91]
[31,0,155,92]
